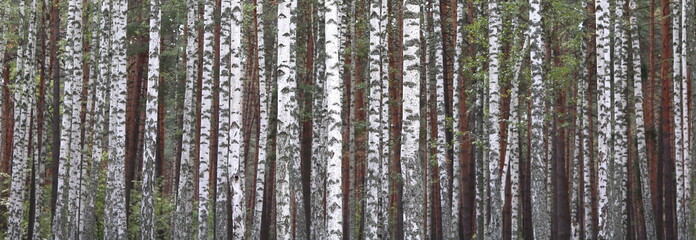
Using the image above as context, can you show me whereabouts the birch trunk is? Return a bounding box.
[451,0,463,237]
[612,0,628,237]
[140,0,161,236]
[84,0,111,236]
[275,0,302,237]
[595,0,613,237]
[508,37,528,240]
[215,0,232,237]
[628,0,656,237]
[378,0,389,236]
[366,0,388,237]
[197,0,216,236]
[229,0,245,237]
[311,0,328,237]
[104,0,129,237]
[486,0,502,238]
[529,0,549,238]
[675,0,691,236]
[174,0,198,237]
[7,0,37,238]
[401,0,424,237]
[67,0,85,234]
[252,0,269,237]
[324,0,344,235]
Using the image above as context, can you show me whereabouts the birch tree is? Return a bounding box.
[140,0,161,236]
[66,0,85,234]
[214,0,232,237]
[529,0,549,238]
[311,0,328,237]
[252,0,269,238]
[52,0,86,236]
[229,0,245,236]
[595,0,613,237]
[365,0,388,237]
[612,0,628,237]
[7,0,37,238]
[84,0,112,236]
[174,0,199,237]
[324,0,344,235]
[629,0,656,237]
[486,0,502,238]
[275,0,302,237]
[104,0,129,237]
[401,0,424,237]
[674,0,691,235]
[197,0,216,236]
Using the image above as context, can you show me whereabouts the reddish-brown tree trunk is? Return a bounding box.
[646,0,662,238]
[353,0,368,237]
[341,1,353,237]
[659,0,677,238]
[388,0,404,236]
[48,0,61,218]
[459,2,477,238]
[0,25,13,232]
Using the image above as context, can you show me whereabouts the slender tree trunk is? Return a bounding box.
[530,0,548,238]
[140,0,161,236]
[275,0,302,237]
[660,0,677,238]
[8,0,38,238]
[104,0,129,237]
[48,0,61,221]
[612,0,629,237]
[252,0,269,237]
[596,0,614,237]
[229,0,245,237]
[174,0,199,237]
[401,0,423,236]
[325,0,345,236]
[628,0,656,237]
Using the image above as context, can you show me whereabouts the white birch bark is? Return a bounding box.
[611,1,629,237]
[681,0,693,234]
[67,0,85,234]
[214,0,232,238]
[311,0,328,237]
[402,0,424,237]
[486,0,502,238]
[580,4,593,238]
[628,0,656,237]
[530,0,549,238]
[325,0,344,235]
[229,0,245,237]
[104,0,128,237]
[507,36,527,240]
[378,0,389,236]
[83,0,111,236]
[275,0,302,237]
[451,1,463,238]
[52,0,74,236]
[197,0,216,236]
[7,0,37,238]
[174,0,198,237]
[140,0,161,236]
[252,0,269,238]
[366,0,388,237]
[596,0,613,237]
[676,0,691,236]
